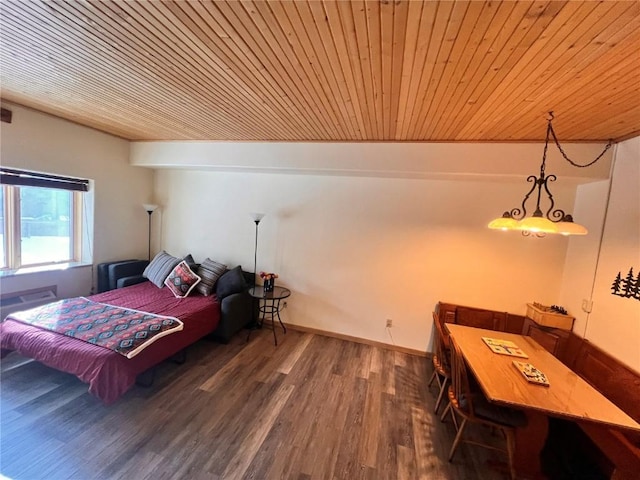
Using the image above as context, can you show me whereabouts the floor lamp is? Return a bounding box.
[143,204,159,261]
[250,213,265,288]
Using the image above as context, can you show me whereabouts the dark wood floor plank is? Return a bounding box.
[330,376,368,480]
[242,417,294,479]
[220,383,295,479]
[302,373,356,478]
[369,345,383,375]
[358,370,382,468]
[355,342,372,379]
[252,331,309,384]
[275,331,313,375]
[0,327,511,479]
[381,345,397,395]
[0,367,61,407]
[204,378,289,476]
[398,444,418,480]
[198,333,271,392]
[376,391,400,478]
[266,443,305,479]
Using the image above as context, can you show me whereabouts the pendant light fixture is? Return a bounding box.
[488,113,612,237]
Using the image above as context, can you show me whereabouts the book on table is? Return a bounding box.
[512,361,550,386]
[481,336,529,358]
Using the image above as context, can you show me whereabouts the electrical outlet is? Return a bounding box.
[386,319,393,328]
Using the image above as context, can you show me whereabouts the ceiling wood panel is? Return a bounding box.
[1,0,638,141]
[466,0,637,140]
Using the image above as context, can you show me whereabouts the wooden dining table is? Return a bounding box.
[445,323,640,479]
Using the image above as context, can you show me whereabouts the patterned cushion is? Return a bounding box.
[164,261,201,298]
[196,258,227,296]
[143,251,181,288]
[216,265,247,299]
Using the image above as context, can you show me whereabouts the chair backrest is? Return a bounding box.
[108,260,149,290]
[449,336,475,416]
[432,311,450,372]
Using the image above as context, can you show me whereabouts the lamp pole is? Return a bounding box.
[254,220,259,287]
[143,204,158,261]
[250,213,265,288]
[146,211,153,261]
[249,213,265,330]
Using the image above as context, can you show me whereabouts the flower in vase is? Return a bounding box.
[259,271,279,280]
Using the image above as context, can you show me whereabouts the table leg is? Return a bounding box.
[247,300,267,343]
[275,299,287,334]
[513,410,549,479]
[246,297,287,346]
[270,300,278,346]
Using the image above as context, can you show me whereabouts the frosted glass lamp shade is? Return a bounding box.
[250,212,265,223]
[143,203,159,213]
[488,212,518,231]
[517,216,558,234]
[556,218,588,236]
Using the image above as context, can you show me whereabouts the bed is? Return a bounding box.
[0,281,220,404]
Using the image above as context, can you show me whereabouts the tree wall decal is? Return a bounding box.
[611,267,640,301]
[611,272,623,295]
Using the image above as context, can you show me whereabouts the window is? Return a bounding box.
[0,168,90,271]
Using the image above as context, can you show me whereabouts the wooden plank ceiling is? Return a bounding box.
[1,1,639,142]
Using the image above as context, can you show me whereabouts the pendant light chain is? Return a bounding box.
[547,112,613,168]
[488,112,612,236]
[540,121,551,176]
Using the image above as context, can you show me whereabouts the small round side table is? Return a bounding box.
[247,286,291,345]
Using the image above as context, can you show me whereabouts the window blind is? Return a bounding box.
[0,168,89,192]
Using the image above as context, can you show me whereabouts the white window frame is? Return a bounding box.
[0,169,88,271]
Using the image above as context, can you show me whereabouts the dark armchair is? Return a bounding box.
[97,259,149,292]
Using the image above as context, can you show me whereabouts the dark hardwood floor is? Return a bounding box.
[1,328,511,479]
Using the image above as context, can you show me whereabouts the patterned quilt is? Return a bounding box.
[7,297,184,359]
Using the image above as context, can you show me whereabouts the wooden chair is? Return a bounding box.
[444,337,526,480]
[428,312,451,414]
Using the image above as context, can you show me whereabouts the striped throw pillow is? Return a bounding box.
[143,251,181,288]
[196,258,227,296]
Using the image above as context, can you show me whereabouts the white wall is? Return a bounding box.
[559,180,610,337]
[134,139,613,353]
[573,138,640,371]
[0,103,153,298]
[132,140,612,181]
[155,169,577,352]
[1,105,617,356]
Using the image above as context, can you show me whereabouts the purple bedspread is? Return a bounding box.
[1,282,220,404]
[7,297,184,359]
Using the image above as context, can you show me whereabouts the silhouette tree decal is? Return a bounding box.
[622,268,635,297]
[611,267,639,301]
[611,272,623,295]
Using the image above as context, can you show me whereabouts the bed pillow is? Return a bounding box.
[196,258,227,296]
[183,254,197,270]
[164,260,202,298]
[143,251,181,288]
[216,265,247,300]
